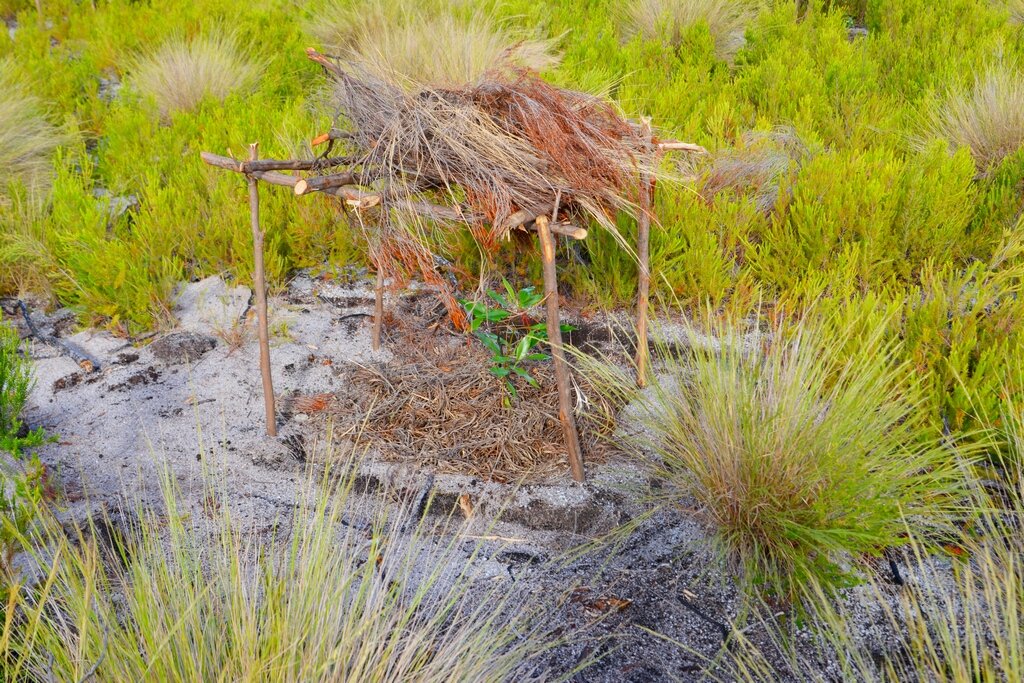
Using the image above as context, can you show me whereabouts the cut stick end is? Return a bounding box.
[294,179,309,195]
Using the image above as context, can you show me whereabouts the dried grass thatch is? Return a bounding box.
[313,55,663,325]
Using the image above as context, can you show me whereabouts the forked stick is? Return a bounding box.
[248,143,277,437]
[536,215,585,482]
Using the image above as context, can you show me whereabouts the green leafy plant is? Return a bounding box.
[0,319,47,579]
[461,280,569,397]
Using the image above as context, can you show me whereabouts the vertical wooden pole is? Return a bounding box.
[372,266,384,351]
[536,215,585,482]
[635,169,653,388]
[248,143,277,437]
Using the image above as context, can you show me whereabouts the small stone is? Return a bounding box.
[149,331,217,364]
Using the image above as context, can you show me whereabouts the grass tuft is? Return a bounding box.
[0,64,64,202]
[598,311,968,599]
[929,63,1024,170]
[619,0,758,62]
[702,127,811,215]
[309,0,559,88]
[2,464,569,681]
[719,460,1023,681]
[129,35,260,119]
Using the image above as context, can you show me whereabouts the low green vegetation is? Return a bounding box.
[0,320,47,579]
[3,0,1024,678]
[462,280,565,397]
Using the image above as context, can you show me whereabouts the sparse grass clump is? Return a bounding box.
[930,64,1024,170]
[702,127,811,215]
[310,0,558,88]
[620,0,758,62]
[614,313,966,598]
[2,468,568,681]
[0,65,63,201]
[719,452,1024,681]
[1005,0,1024,24]
[129,35,260,119]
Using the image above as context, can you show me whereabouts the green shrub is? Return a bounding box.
[0,319,46,578]
[597,311,968,599]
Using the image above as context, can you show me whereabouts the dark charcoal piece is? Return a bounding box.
[150,331,217,364]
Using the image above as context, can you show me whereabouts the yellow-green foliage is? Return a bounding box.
[1,0,1023,439]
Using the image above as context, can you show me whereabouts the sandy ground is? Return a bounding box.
[4,273,910,681]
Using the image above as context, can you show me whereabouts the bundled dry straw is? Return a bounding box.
[313,54,663,324]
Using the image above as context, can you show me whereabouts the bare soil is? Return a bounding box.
[3,272,908,681]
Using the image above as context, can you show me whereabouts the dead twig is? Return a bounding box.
[17,300,101,372]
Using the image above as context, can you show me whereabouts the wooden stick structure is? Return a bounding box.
[199,52,707,481]
[247,143,277,437]
[536,215,585,482]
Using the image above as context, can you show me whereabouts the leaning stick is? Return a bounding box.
[635,167,654,388]
[536,215,585,482]
[248,143,277,437]
[306,48,346,79]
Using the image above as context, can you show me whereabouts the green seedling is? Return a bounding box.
[461,279,571,398]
